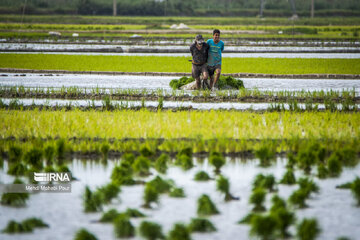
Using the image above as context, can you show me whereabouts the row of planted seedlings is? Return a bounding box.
[1,138,360,239]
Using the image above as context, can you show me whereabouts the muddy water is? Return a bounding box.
[0,73,359,93]
[0,158,359,240]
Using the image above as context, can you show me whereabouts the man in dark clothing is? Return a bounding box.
[190,34,209,90]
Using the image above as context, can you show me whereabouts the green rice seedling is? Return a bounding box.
[298,178,319,195]
[194,171,211,181]
[139,221,164,240]
[177,147,192,158]
[253,174,277,192]
[296,218,321,240]
[74,228,98,240]
[1,179,29,207]
[2,220,33,233]
[327,153,343,177]
[158,96,164,110]
[143,184,159,208]
[169,187,185,198]
[289,189,309,208]
[178,154,194,170]
[83,186,102,212]
[154,153,169,174]
[250,214,277,240]
[21,218,49,229]
[270,195,287,212]
[280,168,296,185]
[169,76,194,90]
[113,214,134,238]
[317,163,329,179]
[100,142,110,160]
[167,223,191,240]
[44,145,55,165]
[336,182,353,189]
[99,209,120,223]
[188,218,216,233]
[8,145,22,163]
[0,156,3,169]
[324,98,337,112]
[24,147,43,170]
[102,96,114,111]
[255,145,275,167]
[140,146,154,157]
[351,177,360,206]
[296,147,317,174]
[125,208,146,218]
[197,194,219,216]
[95,183,120,204]
[209,152,225,174]
[336,147,358,167]
[122,153,136,165]
[147,176,173,193]
[238,213,256,224]
[271,207,295,238]
[216,175,239,201]
[56,138,66,163]
[111,163,135,186]
[249,188,266,212]
[133,155,151,176]
[7,162,27,176]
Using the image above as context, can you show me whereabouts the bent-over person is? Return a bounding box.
[190,34,209,90]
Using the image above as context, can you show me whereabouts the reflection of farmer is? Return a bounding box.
[190,34,209,90]
[207,29,224,91]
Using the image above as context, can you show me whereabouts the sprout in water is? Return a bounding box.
[351,177,360,206]
[298,178,319,195]
[99,209,120,223]
[140,146,154,157]
[280,168,296,185]
[216,175,239,201]
[169,187,186,198]
[194,171,211,181]
[209,152,225,174]
[250,214,277,240]
[269,197,295,238]
[22,218,49,229]
[133,155,151,176]
[154,153,169,174]
[255,145,275,167]
[24,147,43,170]
[296,218,321,240]
[100,142,110,160]
[253,174,277,192]
[8,145,22,163]
[74,228,98,240]
[197,194,219,216]
[83,186,102,212]
[289,189,309,208]
[148,176,173,193]
[317,163,328,179]
[327,153,343,177]
[167,223,191,240]
[113,215,135,238]
[139,221,164,240]
[249,188,266,212]
[7,162,27,176]
[2,217,49,234]
[95,182,120,204]
[111,162,135,186]
[143,184,159,208]
[125,208,146,218]
[44,145,55,165]
[1,179,29,207]
[238,213,256,224]
[188,218,216,233]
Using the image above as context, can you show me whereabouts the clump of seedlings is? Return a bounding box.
[74,228,98,240]
[194,171,211,181]
[24,147,43,170]
[253,174,277,192]
[255,145,275,167]
[327,153,343,177]
[270,195,295,238]
[317,163,329,179]
[351,177,360,206]
[197,194,219,216]
[113,214,135,238]
[100,142,110,160]
[1,178,29,207]
[125,208,146,217]
[139,221,164,240]
[8,145,22,163]
[140,146,154,157]
[44,145,55,165]
[133,155,151,176]
[188,218,217,233]
[2,217,49,234]
[83,186,103,212]
[280,168,296,185]
[296,218,321,240]
[95,182,121,204]
[169,187,186,198]
[154,153,169,174]
[143,184,159,208]
[289,178,319,208]
[99,209,120,223]
[216,175,239,201]
[249,214,277,240]
[175,147,193,170]
[148,176,173,193]
[167,223,191,240]
[111,161,135,186]
[7,162,27,176]
[56,138,66,163]
[249,187,267,212]
[209,152,225,174]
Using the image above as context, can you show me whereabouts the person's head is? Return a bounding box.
[195,34,204,46]
[213,29,220,43]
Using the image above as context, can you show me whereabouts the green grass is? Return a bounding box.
[1,54,359,75]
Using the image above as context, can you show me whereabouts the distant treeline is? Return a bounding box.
[0,0,360,17]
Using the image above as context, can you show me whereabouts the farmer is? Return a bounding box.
[190,34,209,90]
[207,29,224,91]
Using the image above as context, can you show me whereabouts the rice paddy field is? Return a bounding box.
[0,14,360,240]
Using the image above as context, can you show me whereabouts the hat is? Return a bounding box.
[195,34,204,44]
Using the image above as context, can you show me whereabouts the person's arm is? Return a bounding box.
[221,41,224,52]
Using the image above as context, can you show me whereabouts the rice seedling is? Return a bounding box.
[154,153,169,174]
[140,146,154,157]
[209,152,225,174]
[178,154,194,170]
[7,162,27,176]
[280,168,296,185]
[296,218,321,240]
[269,196,295,238]
[139,221,164,240]
[132,155,151,176]
[188,218,216,233]
[327,153,343,177]
[351,177,360,206]
[216,175,239,201]
[169,187,186,198]
[143,184,159,208]
[83,186,102,212]
[95,183,120,204]
[194,171,211,181]
[99,209,120,223]
[56,138,66,163]
[317,163,329,179]
[167,223,191,240]
[74,228,98,240]
[44,145,55,165]
[1,179,29,207]
[289,189,309,208]
[124,208,146,218]
[24,147,43,170]
[238,213,256,224]
[21,218,49,229]
[147,176,173,194]
[336,147,358,167]
[111,162,135,186]
[8,145,22,163]
[158,96,164,110]
[249,214,277,240]
[255,145,275,167]
[100,142,110,160]
[2,220,32,234]
[197,194,219,216]
[296,146,318,174]
[252,174,277,192]
[113,215,135,238]
[298,178,320,195]
[249,188,267,212]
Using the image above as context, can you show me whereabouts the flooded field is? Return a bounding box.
[0,157,359,240]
